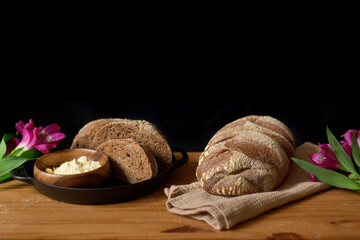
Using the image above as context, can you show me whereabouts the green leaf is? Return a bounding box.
[291,157,360,190]
[7,147,24,157]
[0,137,6,158]
[0,133,18,158]
[349,173,360,184]
[326,127,359,176]
[20,148,42,159]
[0,173,12,183]
[0,156,29,178]
[2,133,17,143]
[352,130,360,168]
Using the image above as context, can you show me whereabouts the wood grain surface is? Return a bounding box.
[0,152,359,240]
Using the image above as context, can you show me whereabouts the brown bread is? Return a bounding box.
[208,119,295,157]
[217,115,295,152]
[71,119,117,149]
[196,115,293,196]
[96,139,158,184]
[92,119,172,171]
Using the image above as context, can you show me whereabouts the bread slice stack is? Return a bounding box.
[71,119,172,184]
[196,115,295,196]
[96,139,158,184]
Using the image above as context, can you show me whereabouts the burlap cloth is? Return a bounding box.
[164,142,331,230]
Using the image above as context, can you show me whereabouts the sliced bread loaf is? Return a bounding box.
[96,139,158,184]
[92,119,172,171]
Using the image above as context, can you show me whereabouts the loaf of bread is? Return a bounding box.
[71,118,172,173]
[96,139,158,183]
[92,119,172,171]
[196,115,294,196]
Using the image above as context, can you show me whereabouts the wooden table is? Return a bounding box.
[0,152,359,240]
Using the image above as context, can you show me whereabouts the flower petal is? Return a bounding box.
[318,143,332,153]
[15,120,25,135]
[35,143,57,154]
[310,152,326,165]
[309,172,320,182]
[306,160,321,182]
[16,122,37,150]
[46,132,66,142]
[34,123,65,153]
[342,129,360,147]
[340,140,352,159]
[42,124,61,134]
[309,144,343,170]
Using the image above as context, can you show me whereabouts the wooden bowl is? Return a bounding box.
[33,149,110,188]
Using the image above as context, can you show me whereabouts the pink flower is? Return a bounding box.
[15,120,37,151]
[307,129,360,182]
[14,119,65,154]
[34,124,65,154]
[340,140,353,158]
[309,143,344,170]
[308,171,320,182]
[342,130,360,148]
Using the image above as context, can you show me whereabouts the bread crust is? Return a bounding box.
[208,120,295,157]
[197,115,293,196]
[244,115,295,149]
[71,119,117,149]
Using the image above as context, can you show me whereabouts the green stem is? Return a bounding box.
[8,147,26,157]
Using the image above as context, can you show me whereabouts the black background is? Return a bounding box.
[2,19,358,152]
[2,81,358,152]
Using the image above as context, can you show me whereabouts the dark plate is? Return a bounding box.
[10,149,188,205]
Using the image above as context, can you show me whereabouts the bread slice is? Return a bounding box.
[96,139,158,184]
[92,119,172,171]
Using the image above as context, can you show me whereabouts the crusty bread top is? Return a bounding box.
[211,115,295,157]
[244,115,294,148]
[196,115,294,196]
[208,120,295,157]
[71,118,117,149]
[197,130,289,196]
